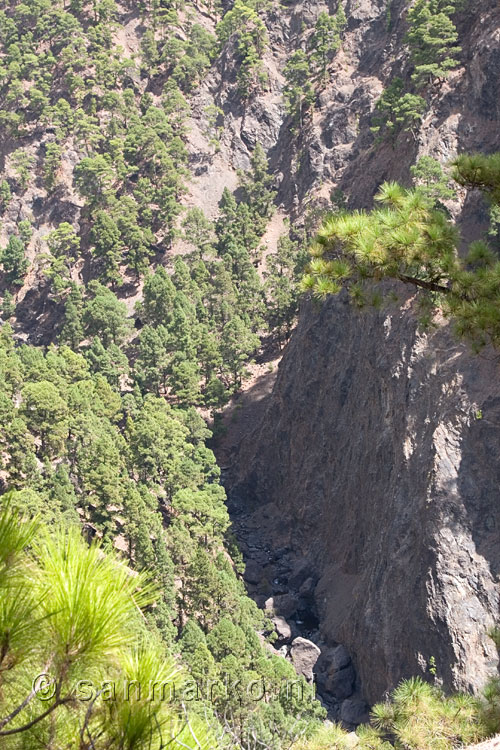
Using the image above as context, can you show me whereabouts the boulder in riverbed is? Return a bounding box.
[340,699,369,726]
[272,615,292,642]
[325,664,355,700]
[329,645,352,671]
[273,593,299,618]
[288,560,315,590]
[290,637,321,682]
[243,560,264,584]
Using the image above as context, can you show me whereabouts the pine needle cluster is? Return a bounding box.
[302,152,500,350]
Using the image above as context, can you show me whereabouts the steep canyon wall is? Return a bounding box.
[228,0,500,705]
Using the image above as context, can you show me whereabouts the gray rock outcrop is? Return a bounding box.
[290,637,321,683]
[233,292,500,702]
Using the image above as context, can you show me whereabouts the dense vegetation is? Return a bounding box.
[282,3,346,126]
[0,500,214,749]
[0,0,316,747]
[373,0,466,141]
[295,676,488,750]
[0,323,329,748]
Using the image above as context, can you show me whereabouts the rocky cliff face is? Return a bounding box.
[226,0,500,708]
[231,294,500,703]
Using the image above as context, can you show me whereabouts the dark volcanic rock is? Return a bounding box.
[272,615,292,642]
[329,645,352,672]
[232,293,500,703]
[227,1,500,702]
[288,560,315,590]
[272,593,299,619]
[325,665,356,700]
[243,560,264,585]
[340,699,370,727]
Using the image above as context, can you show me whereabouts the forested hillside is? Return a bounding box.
[1,0,500,747]
[0,0,323,746]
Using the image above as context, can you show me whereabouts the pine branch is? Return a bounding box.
[397,274,451,294]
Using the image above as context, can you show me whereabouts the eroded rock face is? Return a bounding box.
[340,699,370,727]
[224,0,500,709]
[232,293,500,703]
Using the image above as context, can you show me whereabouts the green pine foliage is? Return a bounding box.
[0,500,214,750]
[406,0,462,87]
[283,51,315,125]
[310,6,347,81]
[0,0,312,729]
[216,0,269,97]
[372,0,465,143]
[5,3,490,749]
[410,155,455,202]
[0,179,11,212]
[371,77,426,141]
[283,2,346,122]
[303,152,500,350]
[1,234,28,286]
[264,230,308,348]
[0,321,325,746]
[294,677,482,750]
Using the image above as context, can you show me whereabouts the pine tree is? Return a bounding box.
[91,210,123,286]
[135,324,171,393]
[220,316,260,388]
[239,143,276,228]
[310,7,346,80]
[216,0,268,97]
[371,77,426,141]
[0,179,11,213]
[411,155,454,202]
[74,154,115,209]
[10,148,35,190]
[46,222,80,260]
[86,337,129,388]
[303,155,500,350]
[0,505,210,749]
[198,328,223,385]
[1,291,15,320]
[21,380,69,458]
[59,285,84,350]
[169,358,202,405]
[182,207,216,259]
[265,233,302,346]
[49,463,79,524]
[1,235,28,285]
[141,266,176,326]
[185,548,224,629]
[83,282,131,347]
[44,223,80,295]
[406,0,461,87]
[43,141,62,190]
[283,50,315,125]
[180,618,206,655]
